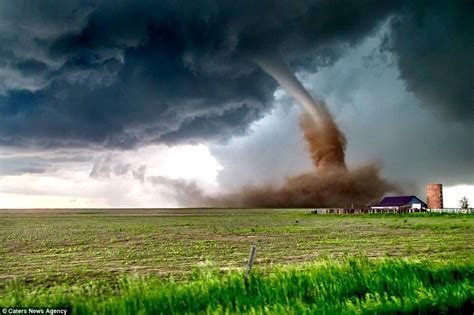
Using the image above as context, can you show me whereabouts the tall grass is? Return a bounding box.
[1,258,472,314]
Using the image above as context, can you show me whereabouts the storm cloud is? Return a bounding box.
[0,0,406,149]
[386,0,474,121]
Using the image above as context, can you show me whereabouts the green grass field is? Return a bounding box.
[0,209,473,314]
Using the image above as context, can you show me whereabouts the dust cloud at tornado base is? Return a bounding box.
[200,114,397,208]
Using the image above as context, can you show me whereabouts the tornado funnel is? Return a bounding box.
[255,55,347,171]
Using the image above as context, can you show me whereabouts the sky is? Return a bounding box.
[0,0,472,208]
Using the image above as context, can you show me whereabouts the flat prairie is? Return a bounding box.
[0,209,472,288]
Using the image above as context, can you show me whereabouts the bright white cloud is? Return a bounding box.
[0,144,222,208]
[443,185,474,208]
[122,144,222,184]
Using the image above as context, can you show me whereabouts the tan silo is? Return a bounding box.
[426,183,443,209]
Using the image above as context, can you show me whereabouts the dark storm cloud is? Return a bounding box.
[386,0,474,121]
[15,60,49,76]
[0,0,399,149]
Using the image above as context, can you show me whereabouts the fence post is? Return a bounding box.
[245,245,257,280]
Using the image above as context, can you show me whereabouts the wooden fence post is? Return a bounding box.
[245,245,257,280]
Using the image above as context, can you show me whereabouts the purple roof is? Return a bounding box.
[375,195,425,207]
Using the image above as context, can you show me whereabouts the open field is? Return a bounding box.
[0,209,472,286]
[0,209,473,313]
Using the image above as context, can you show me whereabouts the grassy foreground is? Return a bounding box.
[1,209,472,289]
[1,258,473,314]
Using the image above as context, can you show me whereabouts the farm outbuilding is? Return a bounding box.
[371,195,427,213]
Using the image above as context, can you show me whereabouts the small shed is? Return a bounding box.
[371,195,427,213]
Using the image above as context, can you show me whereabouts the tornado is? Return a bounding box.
[162,56,398,208]
[255,55,347,171]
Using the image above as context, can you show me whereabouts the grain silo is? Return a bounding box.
[426,183,443,209]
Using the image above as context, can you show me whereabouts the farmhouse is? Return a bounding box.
[371,195,427,213]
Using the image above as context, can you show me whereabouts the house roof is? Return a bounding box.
[375,195,426,207]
